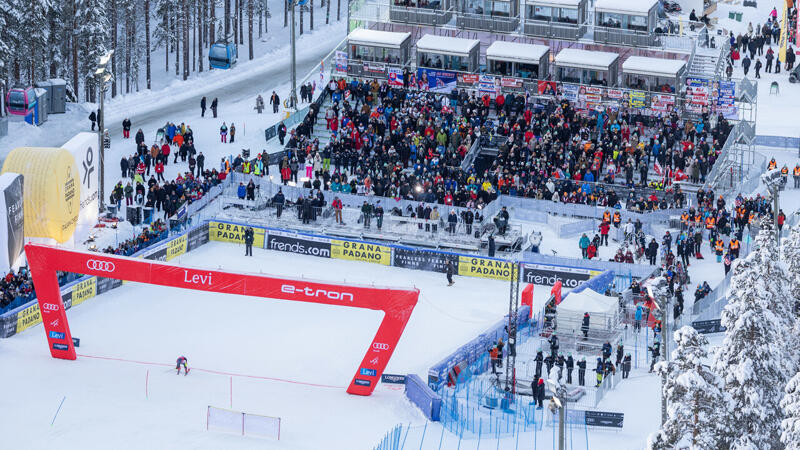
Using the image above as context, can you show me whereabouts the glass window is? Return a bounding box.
[465,0,485,14]
[532,5,552,21]
[8,91,26,109]
[560,67,581,83]
[588,70,607,86]
[629,15,647,31]
[557,7,578,24]
[598,12,622,28]
[491,1,511,16]
[491,60,512,75]
[517,62,539,79]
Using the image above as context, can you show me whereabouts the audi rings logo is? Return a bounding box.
[372,343,390,351]
[86,259,115,272]
[42,303,60,312]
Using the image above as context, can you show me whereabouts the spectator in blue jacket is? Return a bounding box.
[237,182,246,199]
[579,234,591,258]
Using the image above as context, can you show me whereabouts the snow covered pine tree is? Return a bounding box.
[713,225,795,450]
[647,326,726,450]
[781,371,800,450]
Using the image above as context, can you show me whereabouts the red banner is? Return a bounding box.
[25,243,419,396]
[537,81,557,96]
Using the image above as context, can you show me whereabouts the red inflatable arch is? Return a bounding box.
[24,243,419,396]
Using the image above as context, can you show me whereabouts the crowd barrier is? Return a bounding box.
[0,224,211,338]
[405,374,441,422]
[755,135,800,149]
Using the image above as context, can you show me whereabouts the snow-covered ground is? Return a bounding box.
[0,240,557,449]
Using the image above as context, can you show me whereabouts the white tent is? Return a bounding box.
[555,288,619,334]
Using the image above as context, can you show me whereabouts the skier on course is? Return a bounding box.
[176,356,189,375]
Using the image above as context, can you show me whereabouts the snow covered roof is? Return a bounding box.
[622,56,686,77]
[594,0,657,15]
[525,0,582,7]
[554,48,618,70]
[415,34,480,56]
[486,41,549,64]
[347,29,411,49]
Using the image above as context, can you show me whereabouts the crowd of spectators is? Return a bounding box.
[277,77,731,215]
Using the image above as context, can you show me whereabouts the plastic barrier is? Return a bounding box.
[404,374,442,421]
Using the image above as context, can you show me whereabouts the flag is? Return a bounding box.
[654,160,663,176]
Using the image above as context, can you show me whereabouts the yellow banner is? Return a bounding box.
[780,5,789,62]
[16,303,41,333]
[209,221,265,247]
[166,235,188,261]
[71,277,97,307]
[331,240,391,265]
[458,256,518,281]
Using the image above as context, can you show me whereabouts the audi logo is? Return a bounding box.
[42,303,60,312]
[372,343,390,351]
[86,259,115,272]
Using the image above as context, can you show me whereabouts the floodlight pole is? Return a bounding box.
[289,0,298,110]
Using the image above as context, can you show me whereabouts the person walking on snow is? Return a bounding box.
[270,91,280,113]
[200,96,207,117]
[220,122,228,143]
[229,123,236,143]
[211,98,218,118]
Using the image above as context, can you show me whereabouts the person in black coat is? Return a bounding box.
[273,189,285,218]
[622,354,632,379]
[534,378,545,409]
[122,118,132,138]
[549,333,559,357]
[135,129,145,146]
[211,98,218,118]
[581,312,590,339]
[488,233,496,257]
[602,341,612,361]
[270,91,280,113]
[446,260,455,286]
[534,350,543,380]
[89,110,97,130]
[120,156,129,178]
[243,227,254,256]
[646,239,659,265]
[200,96,207,117]
[278,122,287,145]
[544,354,554,376]
[648,342,661,373]
[555,353,565,380]
[615,343,624,366]
[566,354,574,384]
[577,357,587,386]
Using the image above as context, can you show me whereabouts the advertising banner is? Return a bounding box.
[628,90,646,108]
[478,75,500,95]
[537,81,557,96]
[562,84,579,102]
[15,303,41,334]
[393,247,458,273]
[266,230,331,258]
[166,234,188,261]
[457,256,517,281]
[331,240,391,265]
[521,263,600,288]
[458,73,479,85]
[70,277,97,307]
[650,94,675,112]
[187,223,210,251]
[692,319,726,334]
[364,62,386,74]
[685,77,711,113]
[0,173,24,272]
[387,67,404,87]
[584,411,624,428]
[715,80,737,118]
[209,221,266,247]
[334,51,348,73]
[61,133,99,240]
[416,68,457,93]
[605,88,623,100]
[501,77,523,89]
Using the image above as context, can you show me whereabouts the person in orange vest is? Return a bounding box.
[612,211,621,228]
[714,238,725,262]
[768,157,777,170]
[680,212,689,229]
[729,237,740,259]
[489,345,500,375]
[705,216,715,230]
[793,164,800,188]
[781,165,789,185]
[603,210,611,223]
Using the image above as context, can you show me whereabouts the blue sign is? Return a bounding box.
[49,331,66,340]
[354,378,371,387]
[381,374,407,384]
[52,343,69,351]
[360,368,377,377]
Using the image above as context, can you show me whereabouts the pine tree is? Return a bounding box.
[144,0,152,88]
[713,226,794,450]
[647,326,726,450]
[76,0,109,101]
[782,371,800,450]
[0,1,11,77]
